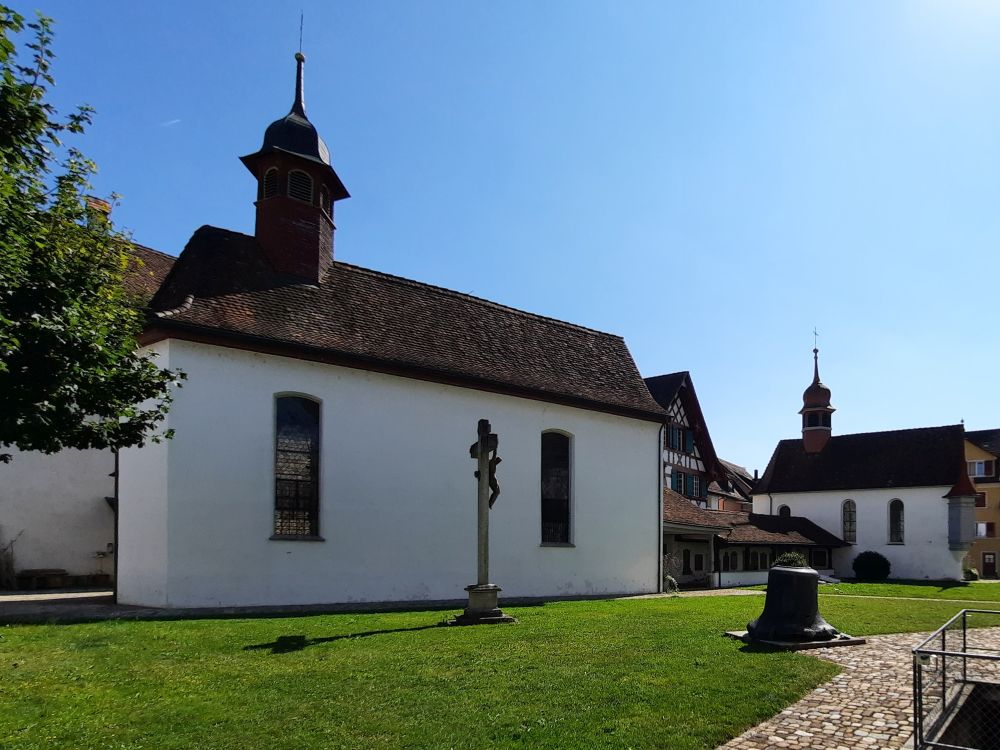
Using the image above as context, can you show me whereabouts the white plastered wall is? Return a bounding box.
[752,487,964,580]
[118,340,661,607]
[0,447,115,579]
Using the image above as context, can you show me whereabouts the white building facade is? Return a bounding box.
[752,487,965,580]
[0,448,116,583]
[118,340,662,607]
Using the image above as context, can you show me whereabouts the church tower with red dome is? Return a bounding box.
[800,348,835,453]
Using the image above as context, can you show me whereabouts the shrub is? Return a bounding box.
[852,550,891,581]
[964,567,980,581]
[772,551,807,568]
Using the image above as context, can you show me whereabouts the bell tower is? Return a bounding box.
[800,347,835,454]
[240,52,350,283]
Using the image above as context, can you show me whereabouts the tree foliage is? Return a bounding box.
[0,7,182,462]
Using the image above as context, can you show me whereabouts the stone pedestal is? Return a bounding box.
[448,584,516,626]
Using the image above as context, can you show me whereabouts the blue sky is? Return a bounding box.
[23,1,1000,473]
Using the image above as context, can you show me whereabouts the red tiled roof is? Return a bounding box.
[135,226,666,421]
[662,489,733,529]
[754,425,966,494]
[124,244,176,303]
[723,512,847,547]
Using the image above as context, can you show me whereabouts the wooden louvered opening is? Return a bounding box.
[288,170,314,204]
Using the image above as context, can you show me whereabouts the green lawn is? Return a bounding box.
[816,580,1000,603]
[0,595,981,750]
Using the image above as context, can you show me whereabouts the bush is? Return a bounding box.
[852,550,891,581]
[964,567,980,581]
[772,551,807,568]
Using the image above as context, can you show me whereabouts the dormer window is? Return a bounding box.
[288,169,314,204]
[262,168,279,199]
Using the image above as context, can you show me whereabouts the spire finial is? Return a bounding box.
[812,328,820,383]
[291,50,306,117]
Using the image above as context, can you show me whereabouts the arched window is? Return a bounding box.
[262,168,279,199]
[842,499,857,544]
[889,499,904,544]
[319,185,330,214]
[273,396,321,538]
[541,431,571,544]
[288,169,314,204]
[778,505,791,518]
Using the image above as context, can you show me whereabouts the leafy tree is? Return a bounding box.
[0,7,182,463]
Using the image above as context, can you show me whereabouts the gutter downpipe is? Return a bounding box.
[657,422,665,593]
[768,492,773,516]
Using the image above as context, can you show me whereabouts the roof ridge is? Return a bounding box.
[332,260,621,339]
[197,225,623,339]
[776,423,963,443]
[130,242,177,261]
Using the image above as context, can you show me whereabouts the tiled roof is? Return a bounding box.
[723,512,847,547]
[139,226,665,420]
[662,489,733,529]
[124,244,176,303]
[753,425,966,494]
[967,429,1000,457]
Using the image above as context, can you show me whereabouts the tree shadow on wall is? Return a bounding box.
[243,623,446,654]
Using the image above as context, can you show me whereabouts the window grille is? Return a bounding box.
[541,432,570,544]
[274,396,320,537]
[889,499,904,544]
[842,499,857,543]
[262,168,279,198]
[288,170,314,203]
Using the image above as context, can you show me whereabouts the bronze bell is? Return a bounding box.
[747,566,839,642]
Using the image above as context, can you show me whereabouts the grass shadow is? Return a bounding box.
[243,623,447,654]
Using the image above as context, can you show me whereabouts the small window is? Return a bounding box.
[691,475,702,498]
[728,551,739,571]
[694,553,704,572]
[288,169,314,203]
[842,499,857,544]
[969,460,995,478]
[722,553,731,572]
[541,432,571,544]
[806,412,820,427]
[821,413,831,428]
[682,548,692,575]
[262,168,279,199]
[673,471,685,494]
[976,493,987,508]
[889,499,904,544]
[273,396,321,538]
[778,505,791,518]
[811,549,829,568]
[978,523,988,539]
[319,185,330,213]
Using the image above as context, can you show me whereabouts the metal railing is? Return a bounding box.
[913,609,1000,749]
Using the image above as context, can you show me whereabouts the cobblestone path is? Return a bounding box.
[720,626,1000,750]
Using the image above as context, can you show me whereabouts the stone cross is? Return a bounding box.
[449,418,515,625]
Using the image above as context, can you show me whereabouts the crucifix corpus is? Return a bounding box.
[449,418,516,625]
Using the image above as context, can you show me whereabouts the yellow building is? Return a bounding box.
[965,430,1000,578]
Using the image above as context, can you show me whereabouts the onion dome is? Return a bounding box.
[240,52,349,201]
[802,348,832,409]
